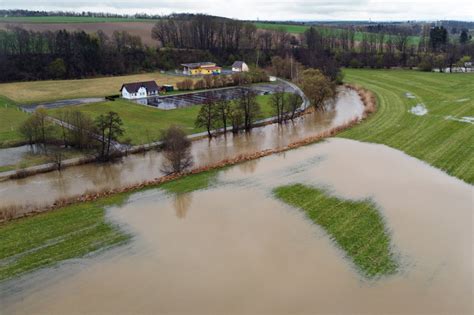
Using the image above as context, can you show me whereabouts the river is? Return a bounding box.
[0,88,364,211]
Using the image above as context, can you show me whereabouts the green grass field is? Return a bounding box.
[0,72,193,104]
[0,167,217,282]
[0,194,130,282]
[0,16,157,24]
[254,22,420,45]
[49,94,284,145]
[340,69,474,184]
[273,184,398,278]
[0,96,29,147]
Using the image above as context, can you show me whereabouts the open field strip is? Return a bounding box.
[49,94,283,145]
[253,22,420,45]
[340,69,474,184]
[0,16,158,23]
[273,184,398,278]
[0,72,194,104]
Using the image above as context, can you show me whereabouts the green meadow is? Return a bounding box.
[340,69,474,184]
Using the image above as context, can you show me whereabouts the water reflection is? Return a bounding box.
[173,193,193,219]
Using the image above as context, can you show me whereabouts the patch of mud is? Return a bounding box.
[405,92,416,99]
[409,103,428,116]
[1,139,472,315]
[445,115,474,124]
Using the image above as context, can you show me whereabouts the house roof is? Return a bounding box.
[120,81,159,93]
[181,62,216,69]
[232,61,246,68]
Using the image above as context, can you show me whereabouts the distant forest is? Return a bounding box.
[0,11,472,83]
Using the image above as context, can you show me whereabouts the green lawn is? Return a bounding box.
[340,69,474,184]
[254,22,420,45]
[0,16,158,24]
[49,94,284,145]
[274,184,398,278]
[0,166,219,282]
[0,96,29,147]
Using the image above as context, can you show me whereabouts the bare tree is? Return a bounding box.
[215,98,231,132]
[67,110,95,150]
[95,111,124,161]
[161,126,193,174]
[286,93,301,120]
[50,150,64,171]
[237,89,260,130]
[229,101,244,133]
[270,86,287,123]
[19,106,51,146]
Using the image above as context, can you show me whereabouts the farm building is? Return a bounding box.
[182,62,222,75]
[232,61,249,72]
[120,81,160,99]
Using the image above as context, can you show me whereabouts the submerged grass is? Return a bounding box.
[0,194,130,282]
[0,166,220,282]
[273,184,398,278]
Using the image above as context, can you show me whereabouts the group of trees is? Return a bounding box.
[332,24,473,70]
[195,89,262,136]
[0,27,155,82]
[20,107,125,162]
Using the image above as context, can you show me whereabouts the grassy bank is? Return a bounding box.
[273,184,398,278]
[49,94,284,145]
[0,168,218,282]
[340,69,474,184]
[0,96,29,147]
[0,72,193,104]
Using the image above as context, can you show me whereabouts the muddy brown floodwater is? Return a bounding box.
[0,88,364,211]
[1,138,472,314]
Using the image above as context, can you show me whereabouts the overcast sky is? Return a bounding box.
[1,0,473,21]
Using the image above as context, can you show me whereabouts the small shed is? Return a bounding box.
[232,61,249,72]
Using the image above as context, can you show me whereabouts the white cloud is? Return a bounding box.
[1,0,473,21]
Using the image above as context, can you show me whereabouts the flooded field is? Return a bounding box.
[0,88,364,211]
[1,138,472,314]
[0,146,33,167]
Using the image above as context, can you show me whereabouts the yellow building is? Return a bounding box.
[182,62,222,75]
